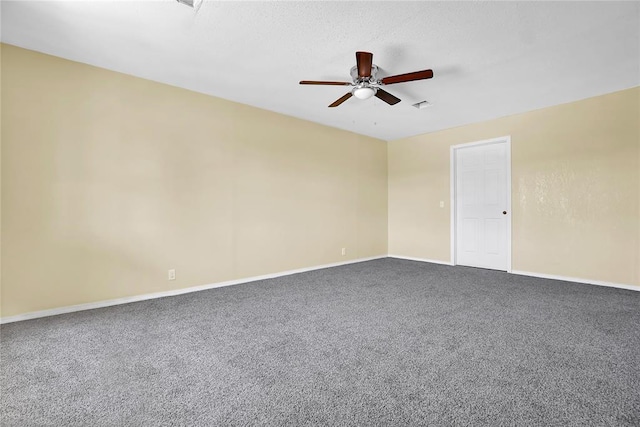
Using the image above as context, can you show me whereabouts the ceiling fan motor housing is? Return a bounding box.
[350,65,378,83]
[350,65,379,99]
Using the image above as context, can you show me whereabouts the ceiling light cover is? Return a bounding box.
[353,87,375,100]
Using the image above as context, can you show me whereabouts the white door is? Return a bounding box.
[454,140,509,271]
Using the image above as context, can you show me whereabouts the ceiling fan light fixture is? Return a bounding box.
[300,51,433,108]
[353,86,376,100]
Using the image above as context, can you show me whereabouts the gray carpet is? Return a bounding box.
[2,258,639,426]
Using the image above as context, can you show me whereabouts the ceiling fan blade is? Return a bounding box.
[356,51,373,78]
[329,92,353,108]
[381,69,434,85]
[300,80,352,86]
[375,89,401,105]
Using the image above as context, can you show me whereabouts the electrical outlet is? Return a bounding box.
[168,269,176,281]
[439,201,445,208]
[341,248,346,256]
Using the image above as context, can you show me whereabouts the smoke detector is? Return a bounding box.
[176,0,203,10]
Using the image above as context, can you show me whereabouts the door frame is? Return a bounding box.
[450,135,512,272]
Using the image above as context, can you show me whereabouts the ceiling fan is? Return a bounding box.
[300,51,433,107]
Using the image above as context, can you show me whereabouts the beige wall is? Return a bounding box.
[389,87,640,287]
[2,44,638,319]
[0,44,3,299]
[0,45,388,317]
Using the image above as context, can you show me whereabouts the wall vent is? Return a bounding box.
[412,100,432,109]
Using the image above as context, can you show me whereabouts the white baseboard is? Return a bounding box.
[0,255,387,325]
[387,254,454,266]
[511,270,639,292]
[388,254,638,292]
[4,255,637,324]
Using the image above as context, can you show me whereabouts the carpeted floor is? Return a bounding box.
[1,258,639,426]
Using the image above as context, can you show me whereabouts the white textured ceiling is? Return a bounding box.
[2,1,639,141]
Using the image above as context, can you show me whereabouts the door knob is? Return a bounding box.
[502,211,507,215]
